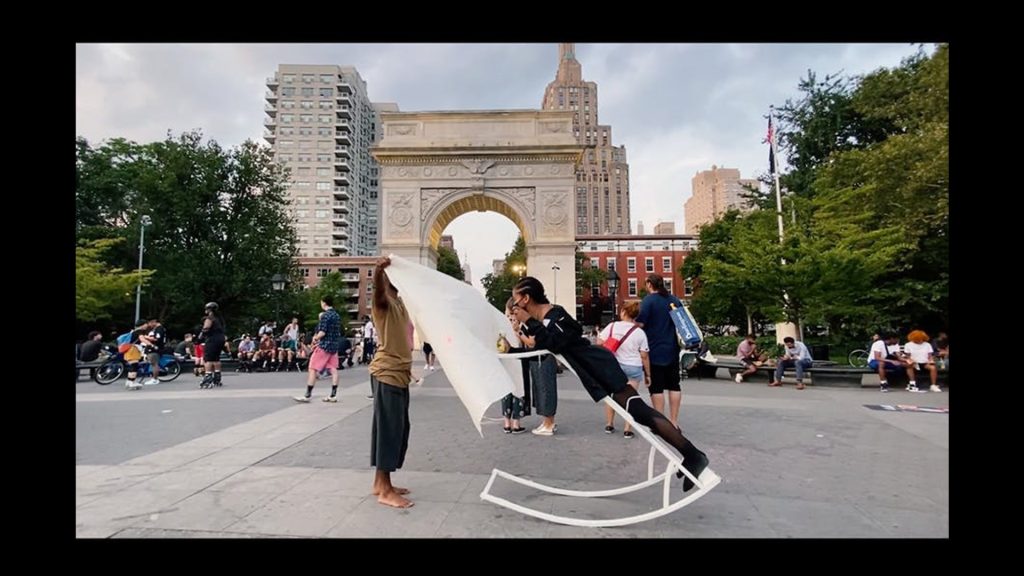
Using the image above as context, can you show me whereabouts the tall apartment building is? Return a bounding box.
[653,221,676,235]
[264,65,397,257]
[683,165,760,234]
[440,235,455,251]
[542,43,631,236]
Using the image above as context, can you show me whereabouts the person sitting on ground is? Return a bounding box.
[769,336,814,390]
[734,334,760,383]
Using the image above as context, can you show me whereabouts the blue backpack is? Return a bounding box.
[116,332,132,346]
[669,303,703,349]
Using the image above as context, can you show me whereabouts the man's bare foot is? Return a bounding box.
[378,490,414,508]
[372,486,410,495]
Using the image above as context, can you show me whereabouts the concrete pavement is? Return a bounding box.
[76,363,949,538]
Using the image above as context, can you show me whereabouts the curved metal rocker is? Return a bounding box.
[481,351,721,527]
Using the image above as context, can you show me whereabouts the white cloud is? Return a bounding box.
[76,42,930,276]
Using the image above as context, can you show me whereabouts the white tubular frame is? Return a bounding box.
[481,351,721,527]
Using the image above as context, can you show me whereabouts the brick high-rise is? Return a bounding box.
[542,43,631,235]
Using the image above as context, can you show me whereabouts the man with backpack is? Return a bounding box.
[635,274,685,426]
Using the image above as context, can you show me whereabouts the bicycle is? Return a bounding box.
[848,349,869,368]
[93,350,182,385]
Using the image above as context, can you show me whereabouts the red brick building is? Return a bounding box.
[296,256,377,326]
[576,234,698,326]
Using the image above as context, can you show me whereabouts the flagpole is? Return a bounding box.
[768,106,801,342]
[769,106,785,249]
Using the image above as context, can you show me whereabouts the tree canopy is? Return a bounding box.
[684,44,948,341]
[76,130,298,338]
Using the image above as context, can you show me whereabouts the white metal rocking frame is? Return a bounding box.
[481,351,721,527]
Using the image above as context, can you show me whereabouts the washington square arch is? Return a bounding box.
[372,110,582,307]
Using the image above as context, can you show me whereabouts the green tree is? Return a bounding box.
[810,44,948,332]
[436,246,465,281]
[481,235,528,310]
[575,246,605,293]
[77,238,154,323]
[75,130,298,336]
[298,272,350,334]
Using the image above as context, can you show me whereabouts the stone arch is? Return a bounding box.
[423,189,531,250]
[373,110,583,307]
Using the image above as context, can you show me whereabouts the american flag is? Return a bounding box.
[766,115,776,174]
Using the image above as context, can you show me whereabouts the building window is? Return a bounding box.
[317,268,328,277]
[607,258,616,271]
[628,279,638,297]
[591,285,600,298]
[684,282,694,297]
[627,257,636,273]
[301,87,314,96]
[645,258,654,273]
[663,257,672,272]
[281,115,294,124]
[590,257,599,269]
[300,268,309,277]
[281,87,295,97]
[319,87,333,97]
[302,74,315,84]
[319,114,332,124]
[300,100,313,109]
[319,74,334,83]
[316,182,332,190]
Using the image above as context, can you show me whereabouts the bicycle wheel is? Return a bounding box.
[93,360,125,385]
[848,349,869,368]
[157,360,182,382]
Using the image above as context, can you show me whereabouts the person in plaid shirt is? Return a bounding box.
[294,295,343,403]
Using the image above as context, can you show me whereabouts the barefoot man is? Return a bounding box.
[369,256,415,508]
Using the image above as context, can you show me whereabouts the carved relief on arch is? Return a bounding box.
[388,123,418,136]
[461,158,495,175]
[540,191,570,235]
[387,192,415,237]
[420,188,457,223]
[419,187,537,231]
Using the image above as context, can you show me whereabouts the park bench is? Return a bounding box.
[713,359,948,388]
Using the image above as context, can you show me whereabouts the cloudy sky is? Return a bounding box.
[76,43,927,290]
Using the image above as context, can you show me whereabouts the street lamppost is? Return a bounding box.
[271,273,287,327]
[511,263,525,277]
[551,262,560,305]
[606,269,620,319]
[134,215,152,324]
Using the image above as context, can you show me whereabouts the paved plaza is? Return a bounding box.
[76,363,949,538]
